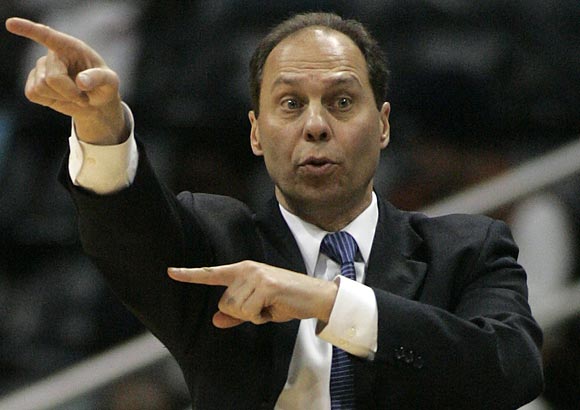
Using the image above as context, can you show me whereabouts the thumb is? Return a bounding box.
[212,311,246,329]
[75,67,119,92]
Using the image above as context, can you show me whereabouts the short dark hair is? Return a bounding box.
[249,12,390,116]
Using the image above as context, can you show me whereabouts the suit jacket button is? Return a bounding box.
[395,346,405,360]
[413,355,424,369]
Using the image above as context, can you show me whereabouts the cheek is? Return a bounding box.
[258,133,292,177]
[350,121,383,156]
[259,121,299,159]
[261,136,290,162]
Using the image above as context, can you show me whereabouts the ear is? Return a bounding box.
[248,110,264,156]
[379,102,391,149]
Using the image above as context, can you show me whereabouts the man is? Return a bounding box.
[6,12,543,409]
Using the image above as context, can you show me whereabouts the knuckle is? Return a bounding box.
[24,86,35,101]
[240,304,254,317]
[107,70,120,86]
[24,87,42,104]
[36,70,46,83]
[36,55,47,67]
[44,75,60,88]
[76,38,90,49]
[225,295,236,307]
[44,75,72,96]
[218,293,236,312]
[259,272,277,288]
[239,260,255,271]
[36,73,50,89]
[250,316,265,325]
[95,69,119,89]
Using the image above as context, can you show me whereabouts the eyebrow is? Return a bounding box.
[270,73,363,92]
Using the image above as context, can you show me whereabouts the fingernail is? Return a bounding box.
[168,267,188,276]
[77,73,91,88]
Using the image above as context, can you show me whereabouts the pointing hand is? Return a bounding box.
[6,17,128,144]
[168,261,338,329]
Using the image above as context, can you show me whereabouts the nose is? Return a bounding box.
[303,103,331,142]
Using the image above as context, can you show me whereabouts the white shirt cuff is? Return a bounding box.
[68,102,138,194]
[317,276,378,359]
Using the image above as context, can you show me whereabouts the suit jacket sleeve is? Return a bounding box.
[60,144,261,356]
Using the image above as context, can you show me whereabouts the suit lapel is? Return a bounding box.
[254,199,304,403]
[354,198,427,406]
[365,198,427,299]
[255,197,306,272]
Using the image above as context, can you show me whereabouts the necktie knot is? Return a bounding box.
[320,231,358,282]
[320,231,358,265]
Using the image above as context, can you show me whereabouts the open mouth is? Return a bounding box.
[298,157,337,175]
[300,156,336,166]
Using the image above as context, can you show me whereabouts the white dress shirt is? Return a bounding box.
[68,106,379,409]
[275,199,379,409]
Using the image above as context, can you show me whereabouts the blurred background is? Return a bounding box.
[0,1,579,409]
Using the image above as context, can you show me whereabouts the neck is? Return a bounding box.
[276,188,373,232]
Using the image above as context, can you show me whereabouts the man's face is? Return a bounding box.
[249,28,390,222]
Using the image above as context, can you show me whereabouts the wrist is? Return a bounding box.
[316,278,339,324]
[73,98,129,145]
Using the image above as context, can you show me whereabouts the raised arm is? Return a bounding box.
[5,17,128,145]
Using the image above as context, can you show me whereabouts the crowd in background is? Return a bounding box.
[1,1,579,409]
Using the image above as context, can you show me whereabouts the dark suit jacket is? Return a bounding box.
[63,149,543,409]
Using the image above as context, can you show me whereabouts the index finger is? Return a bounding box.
[167,266,235,286]
[5,17,84,54]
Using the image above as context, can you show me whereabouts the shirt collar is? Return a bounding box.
[279,193,379,275]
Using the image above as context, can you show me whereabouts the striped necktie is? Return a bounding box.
[320,231,358,410]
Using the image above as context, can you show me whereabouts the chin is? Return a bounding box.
[293,188,350,210]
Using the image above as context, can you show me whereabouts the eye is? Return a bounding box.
[282,98,302,110]
[335,97,352,111]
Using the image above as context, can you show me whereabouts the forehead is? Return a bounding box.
[262,27,370,90]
